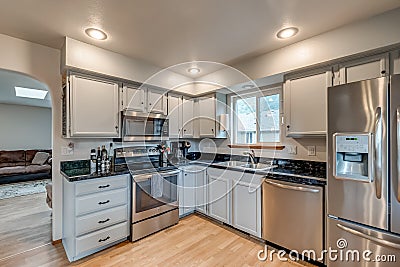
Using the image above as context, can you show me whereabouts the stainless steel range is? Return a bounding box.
[114,146,179,241]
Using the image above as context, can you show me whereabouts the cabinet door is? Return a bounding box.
[124,85,145,112]
[182,171,196,215]
[199,97,216,137]
[232,181,261,237]
[70,75,119,137]
[339,54,388,84]
[208,173,230,223]
[195,170,207,214]
[147,89,167,114]
[177,172,184,216]
[168,95,182,138]
[284,71,332,137]
[182,98,194,137]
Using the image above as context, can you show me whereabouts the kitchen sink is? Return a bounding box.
[214,161,276,171]
[216,161,246,167]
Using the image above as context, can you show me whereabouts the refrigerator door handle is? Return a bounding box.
[397,108,400,202]
[374,107,382,199]
[264,180,320,193]
[337,223,400,250]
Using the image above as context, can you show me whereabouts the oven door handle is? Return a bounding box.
[133,170,180,182]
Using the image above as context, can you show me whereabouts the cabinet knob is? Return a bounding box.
[211,128,214,132]
[141,102,144,104]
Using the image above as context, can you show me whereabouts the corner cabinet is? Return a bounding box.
[64,74,120,138]
[284,69,333,137]
[197,93,227,138]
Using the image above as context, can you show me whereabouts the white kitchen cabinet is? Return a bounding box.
[338,53,389,84]
[207,169,231,224]
[123,85,145,112]
[195,168,207,215]
[182,98,194,137]
[231,180,262,238]
[121,85,167,115]
[284,69,332,137]
[198,97,216,137]
[147,88,167,114]
[168,95,182,138]
[63,174,130,262]
[178,170,196,217]
[69,74,120,138]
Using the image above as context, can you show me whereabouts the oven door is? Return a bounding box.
[132,170,179,222]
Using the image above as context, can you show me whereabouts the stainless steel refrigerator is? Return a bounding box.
[327,75,400,266]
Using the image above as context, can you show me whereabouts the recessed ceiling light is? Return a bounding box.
[276,27,299,39]
[188,67,200,75]
[85,28,108,40]
[15,87,48,99]
[242,84,254,89]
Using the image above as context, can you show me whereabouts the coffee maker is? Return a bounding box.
[170,141,191,162]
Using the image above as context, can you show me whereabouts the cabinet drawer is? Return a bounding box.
[75,175,128,196]
[76,221,128,256]
[76,188,128,216]
[75,205,128,236]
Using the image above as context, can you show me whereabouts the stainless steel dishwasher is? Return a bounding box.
[262,178,324,260]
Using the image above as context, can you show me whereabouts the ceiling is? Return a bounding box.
[0,0,399,77]
[0,70,51,108]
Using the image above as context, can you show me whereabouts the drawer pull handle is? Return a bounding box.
[98,236,110,242]
[98,200,110,205]
[98,218,110,224]
[98,184,110,189]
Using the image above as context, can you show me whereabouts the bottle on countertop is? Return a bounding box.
[90,149,97,174]
[108,143,114,171]
[101,145,108,161]
[96,146,101,173]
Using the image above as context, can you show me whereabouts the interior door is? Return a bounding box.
[327,77,388,230]
[390,74,400,234]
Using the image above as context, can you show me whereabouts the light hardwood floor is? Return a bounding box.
[0,192,52,260]
[0,213,315,267]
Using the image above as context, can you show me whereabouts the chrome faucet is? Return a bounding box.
[243,150,256,164]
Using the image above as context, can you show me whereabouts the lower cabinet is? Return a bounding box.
[206,167,263,238]
[208,172,231,224]
[195,168,208,215]
[62,174,130,262]
[178,170,196,216]
[231,181,262,237]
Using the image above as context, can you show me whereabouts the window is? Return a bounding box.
[232,87,281,144]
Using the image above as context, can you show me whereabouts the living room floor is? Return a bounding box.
[0,214,315,267]
[0,192,52,261]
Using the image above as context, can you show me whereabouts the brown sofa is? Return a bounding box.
[0,150,52,184]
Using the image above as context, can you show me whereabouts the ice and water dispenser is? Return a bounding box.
[333,133,372,182]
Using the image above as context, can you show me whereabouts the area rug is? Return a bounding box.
[0,179,51,200]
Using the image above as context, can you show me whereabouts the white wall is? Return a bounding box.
[0,104,51,150]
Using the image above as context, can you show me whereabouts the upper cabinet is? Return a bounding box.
[182,98,194,138]
[284,69,333,137]
[337,53,389,84]
[121,85,167,115]
[65,74,120,138]
[197,93,227,139]
[122,85,145,112]
[168,94,182,138]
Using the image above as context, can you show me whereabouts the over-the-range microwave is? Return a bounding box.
[121,111,169,141]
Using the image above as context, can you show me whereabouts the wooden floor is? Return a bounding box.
[0,213,314,267]
[0,192,52,260]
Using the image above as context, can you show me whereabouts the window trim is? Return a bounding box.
[230,86,282,146]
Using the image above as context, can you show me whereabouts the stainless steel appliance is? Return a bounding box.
[262,179,324,260]
[114,146,179,241]
[327,75,400,266]
[121,111,169,141]
[131,170,179,241]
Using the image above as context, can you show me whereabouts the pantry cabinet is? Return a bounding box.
[67,74,120,138]
[284,69,333,137]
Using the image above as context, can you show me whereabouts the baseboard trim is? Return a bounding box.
[52,239,62,245]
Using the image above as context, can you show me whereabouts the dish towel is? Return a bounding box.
[151,173,163,198]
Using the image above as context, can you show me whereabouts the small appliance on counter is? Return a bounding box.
[169,141,191,163]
